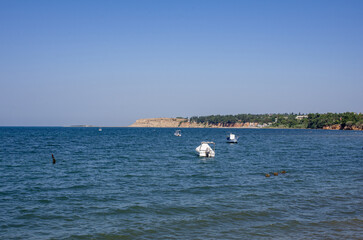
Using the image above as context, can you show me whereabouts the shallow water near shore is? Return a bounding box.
[0,127,362,239]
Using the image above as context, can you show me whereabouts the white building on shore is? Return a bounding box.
[295,115,308,120]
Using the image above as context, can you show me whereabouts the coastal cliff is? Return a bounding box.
[323,124,363,130]
[129,118,261,128]
[129,117,363,130]
[129,118,203,128]
[130,113,363,130]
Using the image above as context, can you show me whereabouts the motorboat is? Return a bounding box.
[98,128,102,132]
[226,133,238,143]
[196,142,215,157]
[174,130,181,137]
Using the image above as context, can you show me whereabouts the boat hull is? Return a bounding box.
[196,142,215,157]
[226,133,238,143]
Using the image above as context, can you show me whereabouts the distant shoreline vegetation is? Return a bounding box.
[188,112,363,130]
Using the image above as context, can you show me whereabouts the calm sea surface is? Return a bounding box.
[0,127,362,239]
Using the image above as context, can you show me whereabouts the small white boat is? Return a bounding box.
[174,130,181,137]
[98,128,102,132]
[196,142,215,157]
[226,133,238,143]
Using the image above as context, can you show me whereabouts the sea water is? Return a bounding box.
[0,127,362,239]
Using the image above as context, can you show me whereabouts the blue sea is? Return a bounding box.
[1,127,362,239]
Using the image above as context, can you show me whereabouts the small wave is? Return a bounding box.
[92,205,149,216]
[309,218,363,227]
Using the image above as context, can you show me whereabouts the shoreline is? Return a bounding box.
[127,126,362,131]
[129,117,363,131]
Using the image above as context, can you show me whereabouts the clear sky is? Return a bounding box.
[0,0,362,126]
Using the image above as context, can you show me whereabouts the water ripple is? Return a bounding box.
[0,127,362,239]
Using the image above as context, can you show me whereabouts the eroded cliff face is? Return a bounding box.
[129,118,259,128]
[129,118,203,128]
[129,118,363,130]
[322,124,363,130]
[323,124,342,130]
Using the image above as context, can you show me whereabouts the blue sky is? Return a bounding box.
[0,0,362,126]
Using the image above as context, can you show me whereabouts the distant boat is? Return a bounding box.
[196,142,215,157]
[99,128,102,132]
[226,133,238,143]
[174,130,181,137]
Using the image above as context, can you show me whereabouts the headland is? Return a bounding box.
[129,113,363,130]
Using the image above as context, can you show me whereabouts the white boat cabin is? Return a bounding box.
[196,142,215,157]
[226,133,238,143]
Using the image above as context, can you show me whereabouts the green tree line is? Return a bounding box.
[189,112,363,129]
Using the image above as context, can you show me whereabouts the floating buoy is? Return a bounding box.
[52,154,56,164]
[265,173,270,177]
[281,170,286,174]
[273,172,278,176]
